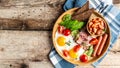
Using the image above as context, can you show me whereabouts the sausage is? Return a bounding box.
[97,34,108,56]
[92,36,102,57]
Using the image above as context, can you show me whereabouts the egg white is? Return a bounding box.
[55,31,85,59]
[55,31,76,52]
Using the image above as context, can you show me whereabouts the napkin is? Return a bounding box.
[49,0,120,68]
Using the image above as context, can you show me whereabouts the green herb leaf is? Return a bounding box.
[74,34,80,41]
[62,14,71,21]
[65,41,71,46]
[71,30,79,37]
[70,20,85,31]
[84,50,89,55]
[86,46,94,56]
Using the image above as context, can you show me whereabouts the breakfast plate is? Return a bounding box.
[52,8,111,65]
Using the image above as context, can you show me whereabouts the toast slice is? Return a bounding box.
[72,8,95,22]
[73,1,89,16]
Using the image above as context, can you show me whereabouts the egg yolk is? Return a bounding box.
[69,49,78,58]
[57,36,66,46]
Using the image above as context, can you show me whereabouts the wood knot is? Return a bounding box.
[20,63,28,68]
[0,48,4,52]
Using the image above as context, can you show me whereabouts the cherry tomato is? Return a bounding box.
[58,26,65,34]
[89,38,98,45]
[63,50,69,57]
[80,54,88,62]
[73,44,81,52]
[63,29,71,36]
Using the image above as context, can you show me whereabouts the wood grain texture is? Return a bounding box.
[0,0,65,30]
[113,0,120,4]
[0,31,119,68]
[0,0,119,68]
[0,0,118,30]
[0,31,52,68]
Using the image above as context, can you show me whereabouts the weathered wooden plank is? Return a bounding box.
[0,18,55,30]
[0,0,118,8]
[0,8,63,30]
[29,61,53,68]
[0,31,119,68]
[0,0,65,8]
[0,0,119,30]
[0,0,65,30]
[1,50,120,68]
[113,0,120,4]
[0,59,26,68]
[0,30,52,68]
[0,30,52,60]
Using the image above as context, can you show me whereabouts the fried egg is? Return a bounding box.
[55,31,85,59]
[55,31,76,49]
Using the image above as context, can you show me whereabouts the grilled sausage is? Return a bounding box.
[92,36,102,57]
[97,34,108,56]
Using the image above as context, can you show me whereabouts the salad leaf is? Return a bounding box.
[74,33,80,41]
[60,15,85,31]
[84,46,94,56]
[60,19,70,28]
[84,50,89,55]
[62,14,71,21]
[71,30,79,37]
[70,20,85,31]
[87,46,94,56]
[60,21,65,26]
[60,14,85,37]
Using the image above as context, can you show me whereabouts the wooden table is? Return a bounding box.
[0,0,119,68]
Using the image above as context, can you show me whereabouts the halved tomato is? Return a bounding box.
[58,26,65,34]
[89,38,98,45]
[63,50,69,57]
[73,44,81,52]
[63,29,71,36]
